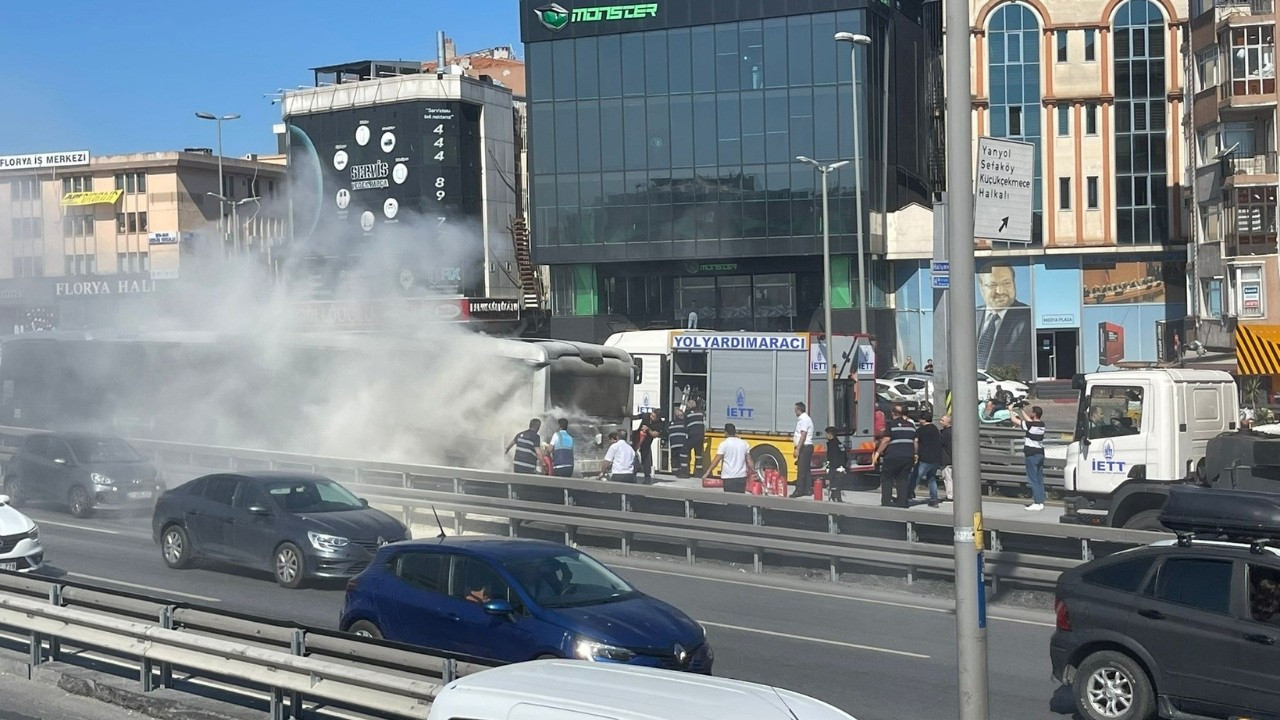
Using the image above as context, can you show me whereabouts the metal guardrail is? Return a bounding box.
[0,571,489,719]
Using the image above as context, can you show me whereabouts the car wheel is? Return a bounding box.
[4,476,25,508]
[161,525,194,569]
[1074,650,1155,720]
[68,485,94,518]
[749,445,788,482]
[1122,510,1165,532]
[348,620,382,639]
[273,542,306,589]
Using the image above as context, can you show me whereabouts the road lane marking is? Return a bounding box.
[34,519,120,535]
[615,563,1054,627]
[65,573,220,603]
[700,620,930,659]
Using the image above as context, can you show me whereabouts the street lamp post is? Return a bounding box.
[796,156,849,430]
[195,112,240,241]
[835,32,873,336]
[207,194,260,255]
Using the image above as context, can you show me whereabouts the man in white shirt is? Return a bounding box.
[791,401,815,498]
[598,430,637,483]
[702,423,755,493]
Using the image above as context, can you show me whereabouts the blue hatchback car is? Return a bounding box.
[339,537,712,673]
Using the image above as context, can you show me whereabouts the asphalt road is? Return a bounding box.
[18,506,1075,720]
[0,671,148,720]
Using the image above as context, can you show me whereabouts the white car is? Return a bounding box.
[977,371,1030,402]
[0,494,43,572]
[875,379,919,403]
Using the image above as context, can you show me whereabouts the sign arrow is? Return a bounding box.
[998,217,1009,233]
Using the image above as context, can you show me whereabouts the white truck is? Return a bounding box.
[1059,368,1240,530]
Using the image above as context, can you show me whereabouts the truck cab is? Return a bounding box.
[1062,369,1238,529]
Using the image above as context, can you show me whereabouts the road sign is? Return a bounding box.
[931,275,951,289]
[973,136,1035,243]
[931,261,949,274]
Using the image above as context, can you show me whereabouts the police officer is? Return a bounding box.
[505,418,544,474]
[666,409,689,478]
[685,399,707,476]
[547,417,574,478]
[873,404,918,508]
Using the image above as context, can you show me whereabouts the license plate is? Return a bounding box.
[127,491,153,501]
[0,562,17,571]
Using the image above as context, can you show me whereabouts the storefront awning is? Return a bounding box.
[1234,324,1280,375]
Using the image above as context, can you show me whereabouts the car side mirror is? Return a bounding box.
[359,497,369,507]
[0,495,9,505]
[247,505,272,516]
[483,600,515,616]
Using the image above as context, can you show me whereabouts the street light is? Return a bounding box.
[195,112,240,240]
[795,155,849,431]
[835,31,873,336]
[207,193,259,255]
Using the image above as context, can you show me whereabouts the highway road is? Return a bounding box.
[18,505,1075,720]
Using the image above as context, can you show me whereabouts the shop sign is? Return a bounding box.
[61,190,123,206]
[534,2,658,31]
[55,279,157,296]
[0,150,90,171]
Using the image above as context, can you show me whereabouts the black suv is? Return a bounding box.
[1051,487,1280,720]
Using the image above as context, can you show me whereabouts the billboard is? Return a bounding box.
[0,150,90,171]
[287,100,484,296]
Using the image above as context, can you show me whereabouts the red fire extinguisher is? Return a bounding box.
[813,478,825,501]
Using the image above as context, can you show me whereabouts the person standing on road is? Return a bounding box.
[598,431,637,484]
[1012,404,1047,511]
[938,415,954,502]
[505,419,544,474]
[873,404,917,507]
[631,408,664,484]
[685,399,707,477]
[823,426,848,502]
[924,359,935,373]
[903,356,917,371]
[547,418,575,478]
[666,409,689,478]
[702,422,756,494]
[791,402,816,498]
[914,412,945,508]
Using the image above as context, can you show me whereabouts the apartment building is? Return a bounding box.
[0,150,286,331]
[1185,0,1280,376]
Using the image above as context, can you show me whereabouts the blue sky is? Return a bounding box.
[0,0,521,158]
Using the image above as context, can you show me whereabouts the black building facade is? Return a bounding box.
[522,0,935,341]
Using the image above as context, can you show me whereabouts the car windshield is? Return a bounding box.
[503,550,639,609]
[68,437,144,463]
[264,479,363,513]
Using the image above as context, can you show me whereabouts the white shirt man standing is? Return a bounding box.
[599,431,637,483]
[791,401,815,498]
[702,422,755,493]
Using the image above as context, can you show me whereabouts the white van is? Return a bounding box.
[427,659,857,720]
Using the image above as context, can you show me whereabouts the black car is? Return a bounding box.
[1051,488,1280,720]
[3,432,163,518]
[152,471,408,589]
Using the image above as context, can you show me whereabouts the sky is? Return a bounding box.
[0,0,522,158]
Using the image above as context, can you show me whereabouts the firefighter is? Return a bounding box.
[685,399,707,476]
[667,409,689,478]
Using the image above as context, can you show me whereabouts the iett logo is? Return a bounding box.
[535,3,570,31]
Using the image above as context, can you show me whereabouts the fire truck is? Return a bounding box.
[604,330,878,482]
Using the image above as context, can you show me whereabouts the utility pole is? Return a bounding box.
[933,193,950,409]
[945,0,990,712]
[796,156,849,429]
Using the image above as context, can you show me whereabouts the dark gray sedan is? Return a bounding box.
[151,471,408,588]
[3,432,163,518]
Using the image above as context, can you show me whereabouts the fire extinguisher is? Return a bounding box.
[813,478,825,501]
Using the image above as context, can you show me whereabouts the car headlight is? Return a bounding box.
[90,473,114,486]
[307,531,350,552]
[574,638,636,663]
[25,524,37,541]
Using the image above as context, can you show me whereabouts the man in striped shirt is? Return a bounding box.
[1012,405,1047,511]
[505,419,544,475]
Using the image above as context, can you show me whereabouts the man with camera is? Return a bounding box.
[1010,403,1047,511]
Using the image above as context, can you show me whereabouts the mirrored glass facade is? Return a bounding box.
[521,0,933,336]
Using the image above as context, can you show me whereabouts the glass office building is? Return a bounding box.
[521,0,935,340]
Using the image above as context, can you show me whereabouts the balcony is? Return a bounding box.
[1217,0,1275,20]
[1224,150,1280,181]
[1226,185,1280,256]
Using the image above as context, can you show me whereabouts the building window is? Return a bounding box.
[1057,30,1069,62]
[1085,29,1097,61]
[62,214,94,237]
[9,178,40,202]
[10,217,43,241]
[64,254,96,276]
[1085,103,1099,135]
[1114,0,1169,245]
[988,4,1044,243]
[1236,265,1265,318]
[12,257,43,278]
[1232,186,1278,255]
[114,172,147,194]
[1229,26,1276,96]
[61,176,92,194]
[117,211,147,234]
[1057,106,1070,136]
[1059,177,1072,209]
[1196,47,1220,89]
[1203,277,1223,316]
[116,252,149,274]
[1087,176,1100,209]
